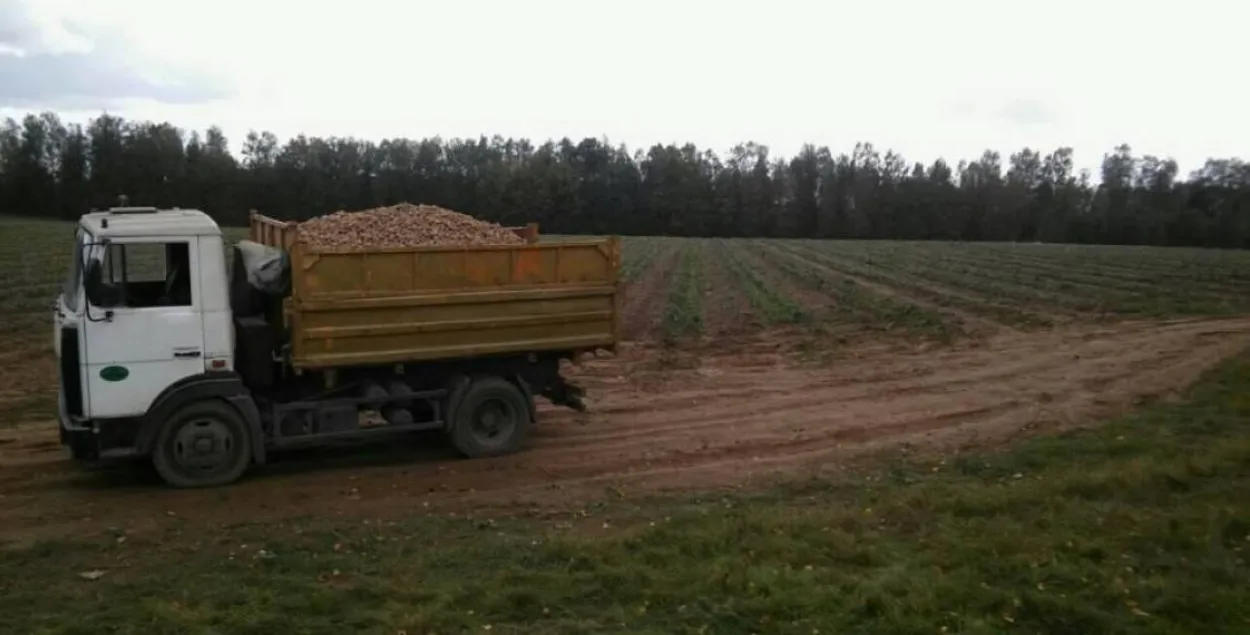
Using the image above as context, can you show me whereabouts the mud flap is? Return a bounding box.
[542,376,587,412]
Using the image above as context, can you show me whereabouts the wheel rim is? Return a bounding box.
[170,418,237,476]
[469,398,518,449]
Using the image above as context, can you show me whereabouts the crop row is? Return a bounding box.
[660,244,704,346]
[872,241,1245,300]
[805,240,1250,318]
[771,242,1049,327]
[708,240,805,326]
[619,237,666,282]
[744,242,964,339]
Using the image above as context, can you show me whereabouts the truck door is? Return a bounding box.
[55,228,89,419]
[82,237,206,418]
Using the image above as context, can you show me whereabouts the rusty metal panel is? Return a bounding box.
[249,210,297,249]
[292,288,616,368]
[275,228,620,370]
[297,241,618,298]
[506,222,540,243]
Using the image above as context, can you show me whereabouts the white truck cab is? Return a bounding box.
[56,205,261,484]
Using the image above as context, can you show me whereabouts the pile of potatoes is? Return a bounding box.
[298,203,524,249]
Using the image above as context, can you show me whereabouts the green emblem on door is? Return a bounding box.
[100,365,129,382]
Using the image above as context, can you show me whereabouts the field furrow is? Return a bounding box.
[710,239,805,327]
[697,239,757,336]
[618,238,681,342]
[794,241,1102,317]
[755,242,970,339]
[919,245,1250,309]
[3,215,1250,424]
[661,242,704,346]
[874,243,1242,311]
[619,236,664,282]
[795,242,1062,326]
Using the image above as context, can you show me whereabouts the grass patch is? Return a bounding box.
[5,352,1250,633]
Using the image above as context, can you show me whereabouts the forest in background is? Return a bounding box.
[0,112,1247,247]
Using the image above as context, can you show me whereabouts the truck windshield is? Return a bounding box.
[62,229,86,312]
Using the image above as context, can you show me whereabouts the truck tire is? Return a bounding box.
[448,376,531,458]
[151,399,252,488]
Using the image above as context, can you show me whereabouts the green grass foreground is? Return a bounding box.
[4,357,1250,635]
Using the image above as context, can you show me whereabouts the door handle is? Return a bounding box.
[174,350,202,359]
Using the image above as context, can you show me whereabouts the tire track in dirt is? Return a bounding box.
[2,316,1248,541]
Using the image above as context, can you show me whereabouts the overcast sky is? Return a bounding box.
[0,0,1244,175]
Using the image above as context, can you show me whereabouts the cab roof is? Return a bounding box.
[80,207,222,238]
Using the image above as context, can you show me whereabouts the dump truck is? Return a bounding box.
[54,205,621,487]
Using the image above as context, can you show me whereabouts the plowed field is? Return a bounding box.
[3,216,1250,541]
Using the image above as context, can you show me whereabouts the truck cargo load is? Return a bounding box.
[248,211,621,370]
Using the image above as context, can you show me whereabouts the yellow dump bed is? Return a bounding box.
[248,212,621,371]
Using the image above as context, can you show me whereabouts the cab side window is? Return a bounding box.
[99,242,193,308]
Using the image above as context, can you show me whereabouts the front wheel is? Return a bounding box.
[151,400,252,488]
[447,376,531,458]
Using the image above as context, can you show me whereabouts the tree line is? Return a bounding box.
[1,111,1247,247]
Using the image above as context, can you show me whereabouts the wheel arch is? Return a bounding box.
[510,373,538,423]
[444,373,533,458]
[444,371,536,429]
[135,371,265,465]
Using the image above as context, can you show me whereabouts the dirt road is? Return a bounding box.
[1,317,1247,541]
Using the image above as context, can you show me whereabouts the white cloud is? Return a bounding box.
[5,0,1247,174]
[0,0,92,56]
[0,0,230,107]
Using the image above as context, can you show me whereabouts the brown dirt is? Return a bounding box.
[1,316,1247,542]
[0,339,56,423]
[619,241,681,342]
[699,240,756,337]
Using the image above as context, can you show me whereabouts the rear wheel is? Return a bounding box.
[151,400,251,488]
[447,376,531,458]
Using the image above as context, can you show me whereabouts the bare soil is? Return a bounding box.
[1,316,1247,542]
[618,242,680,342]
[699,241,756,337]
